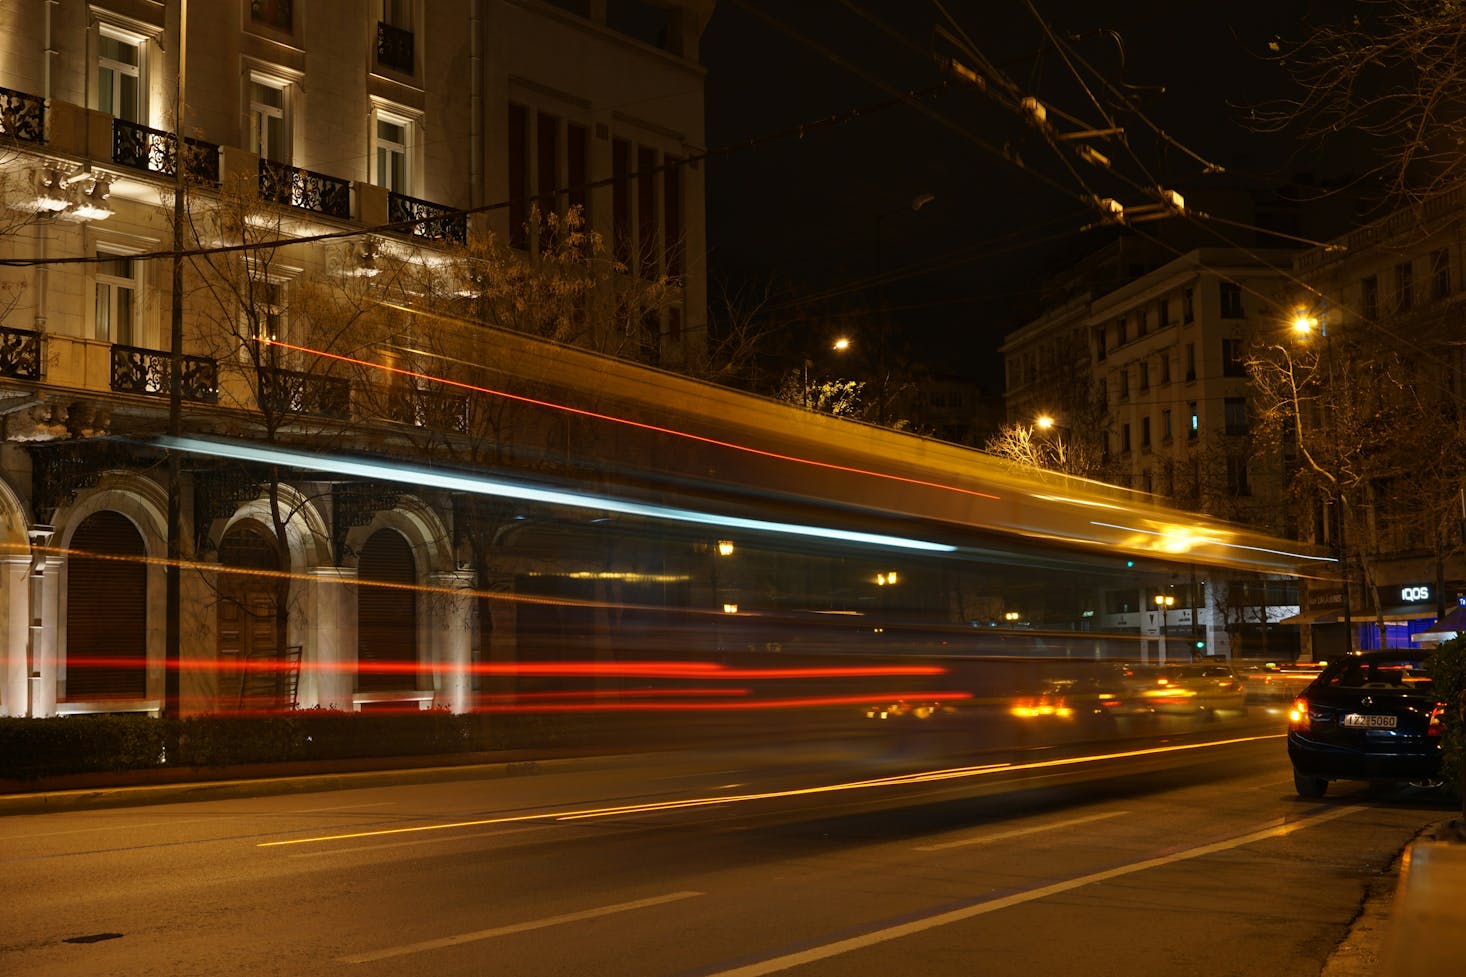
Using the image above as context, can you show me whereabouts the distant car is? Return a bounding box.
[1008,674,1125,721]
[1287,650,1445,798]
[1125,663,1247,716]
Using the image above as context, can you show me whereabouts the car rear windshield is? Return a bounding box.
[1321,657,1432,690]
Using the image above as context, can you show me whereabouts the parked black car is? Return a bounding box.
[1287,650,1445,798]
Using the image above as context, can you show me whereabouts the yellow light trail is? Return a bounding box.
[258,733,1282,848]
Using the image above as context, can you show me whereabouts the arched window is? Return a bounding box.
[357,529,417,692]
[65,511,147,700]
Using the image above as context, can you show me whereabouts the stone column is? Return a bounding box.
[2,556,27,717]
[303,567,356,710]
[429,570,476,714]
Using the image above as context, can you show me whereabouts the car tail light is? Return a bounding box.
[1428,703,1446,738]
[1289,697,1309,731]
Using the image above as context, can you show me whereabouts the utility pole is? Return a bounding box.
[164,0,188,718]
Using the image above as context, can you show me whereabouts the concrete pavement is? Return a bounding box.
[5,756,1464,973]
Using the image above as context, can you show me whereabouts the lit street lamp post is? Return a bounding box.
[1292,306,1353,652]
[1155,593,1175,664]
[803,336,851,410]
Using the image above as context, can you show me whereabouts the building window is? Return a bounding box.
[1362,275,1379,320]
[1185,342,1196,381]
[1162,408,1173,441]
[1136,308,1148,337]
[250,0,293,32]
[1115,315,1127,345]
[372,108,413,194]
[246,271,287,344]
[1432,249,1451,301]
[96,24,144,123]
[248,75,290,164]
[1188,401,1199,440]
[568,122,589,222]
[1159,351,1171,384]
[637,145,658,279]
[1224,396,1248,435]
[1141,415,1152,449]
[664,154,683,278]
[1094,324,1106,361]
[536,110,562,218]
[1157,297,1169,327]
[612,137,631,266]
[507,104,529,248]
[1118,366,1129,400]
[376,0,415,74]
[1182,287,1194,323]
[1097,377,1107,405]
[1227,456,1251,497]
[1222,338,1247,377]
[1395,261,1414,312]
[1121,422,1132,453]
[1138,361,1150,391]
[95,249,137,345]
[1219,281,1244,318]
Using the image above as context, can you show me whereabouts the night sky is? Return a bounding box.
[700,0,1344,391]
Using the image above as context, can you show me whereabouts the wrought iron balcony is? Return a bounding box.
[386,385,470,433]
[110,345,219,403]
[0,325,43,380]
[258,365,351,419]
[112,119,220,183]
[388,191,466,244]
[0,86,46,143]
[259,160,351,219]
[376,21,415,73]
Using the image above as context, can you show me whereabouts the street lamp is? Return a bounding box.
[803,336,852,409]
[1154,593,1175,664]
[1291,304,1353,651]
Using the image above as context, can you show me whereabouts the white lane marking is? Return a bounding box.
[2,818,213,840]
[913,810,1129,852]
[292,801,396,814]
[702,804,1364,977]
[288,825,552,857]
[338,890,704,964]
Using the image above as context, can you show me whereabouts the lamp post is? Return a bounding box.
[1292,305,1353,652]
[1154,593,1175,664]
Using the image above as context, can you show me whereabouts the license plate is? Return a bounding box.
[1342,714,1397,729]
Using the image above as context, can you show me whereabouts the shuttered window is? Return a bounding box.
[65,511,147,700]
[357,530,417,692]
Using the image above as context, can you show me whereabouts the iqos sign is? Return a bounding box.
[1400,585,1431,604]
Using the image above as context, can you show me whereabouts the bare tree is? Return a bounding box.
[1258,1,1466,202]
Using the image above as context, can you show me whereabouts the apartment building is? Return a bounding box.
[0,0,715,717]
[1284,185,1466,653]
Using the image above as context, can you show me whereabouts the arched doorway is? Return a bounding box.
[65,511,147,701]
[217,522,285,709]
[357,529,418,693]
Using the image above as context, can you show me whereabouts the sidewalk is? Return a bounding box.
[1323,818,1466,977]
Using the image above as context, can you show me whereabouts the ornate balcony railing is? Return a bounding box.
[376,21,414,73]
[259,366,351,419]
[388,191,467,244]
[260,159,352,219]
[112,119,220,183]
[0,325,43,380]
[0,86,46,143]
[110,345,219,403]
[386,385,470,433]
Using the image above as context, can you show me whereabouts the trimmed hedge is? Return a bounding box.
[0,709,570,781]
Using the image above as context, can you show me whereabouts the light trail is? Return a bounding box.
[257,733,1282,847]
[156,435,960,554]
[264,335,1003,504]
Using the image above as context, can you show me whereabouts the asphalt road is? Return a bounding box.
[2,715,1450,977]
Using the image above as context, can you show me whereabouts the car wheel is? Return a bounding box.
[1293,771,1328,798]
